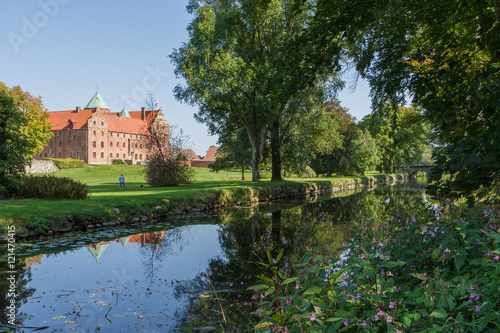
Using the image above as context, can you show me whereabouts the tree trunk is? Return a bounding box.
[247,125,266,182]
[241,168,245,180]
[270,119,282,181]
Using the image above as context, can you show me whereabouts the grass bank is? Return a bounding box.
[0,164,405,237]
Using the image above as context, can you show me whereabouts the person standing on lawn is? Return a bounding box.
[119,174,125,187]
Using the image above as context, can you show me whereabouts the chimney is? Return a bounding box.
[141,107,146,120]
[76,106,81,113]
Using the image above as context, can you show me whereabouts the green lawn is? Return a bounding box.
[0,164,378,228]
[0,165,287,226]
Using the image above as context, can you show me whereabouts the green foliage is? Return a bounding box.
[24,217,51,235]
[171,0,341,181]
[250,202,500,332]
[8,175,89,200]
[143,155,195,187]
[111,159,125,165]
[350,129,380,175]
[310,100,360,176]
[359,105,432,173]
[0,82,52,185]
[339,0,499,198]
[45,158,84,169]
[299,166,317,179]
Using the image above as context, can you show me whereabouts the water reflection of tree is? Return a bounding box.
[0,257,36,327]
[138,227,193,281]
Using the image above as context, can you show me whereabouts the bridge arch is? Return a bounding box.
[408,165,434,179]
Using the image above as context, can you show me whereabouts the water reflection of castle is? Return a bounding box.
[87,231,166,261]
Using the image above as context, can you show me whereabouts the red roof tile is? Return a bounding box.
[47,108,157,135]
[203,146,220,161]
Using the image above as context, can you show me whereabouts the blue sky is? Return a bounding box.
[1,0,372,156]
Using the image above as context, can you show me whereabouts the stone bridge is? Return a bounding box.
[407,165,435,179]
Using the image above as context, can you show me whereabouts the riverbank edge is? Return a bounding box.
[5,173,406,241]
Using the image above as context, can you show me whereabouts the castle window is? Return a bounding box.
[101,152,104,158]
[69,152,73,157]
[58,153,61,157]
[93,130,96,135]
[49,141,52,147]
[123,154,125,158]
[101,142,104,148]
[110,133,113,137]
[101,131,104,136]
[110,142,113,147]
[93,141,96,148]
[69,131,71,136]
[117,142,120,147]
[93,121,96,125]
[59,141,62,147]
[139,154,142,160]
[44,153,47,157]
[110,153,113,158]
[78,142,81,147]
[63,131,65,136]
[101,122,104,126]
[135,154,137,159]
[68,140,70,144]
[93,152,96,158]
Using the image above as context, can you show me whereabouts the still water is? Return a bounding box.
[0,181,428,332]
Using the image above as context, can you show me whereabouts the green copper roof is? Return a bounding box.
[85,92,110,109]
[120,106,131,118]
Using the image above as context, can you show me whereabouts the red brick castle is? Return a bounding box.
[37,92,168,164]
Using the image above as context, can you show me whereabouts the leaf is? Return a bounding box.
[52,315,67,320]
[409,272,427,280]
[275,249,283,265]
[257,275,274,283]
[303,286,322,295]
[430,308,447,318]
[247,284,269,290]
[383,260,406,267]
[255,321,273,329]
[264,287,275,296]
[281,277,298,285]
[454,254,466,271]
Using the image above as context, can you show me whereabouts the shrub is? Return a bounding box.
[45,158,83,169]
[9,175,89,200]
[111,159,125,165]
[25,217,51,235]
[299,166,317,178]
[249,202,500,332]
[143,155,195,187]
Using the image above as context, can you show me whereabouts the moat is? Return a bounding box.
[0,181,429,332]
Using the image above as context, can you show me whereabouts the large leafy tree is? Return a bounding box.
[310,99,359,176]
[324,0,499,198]
[0,82,52,186]
[359,105,431,173]
[171,0,341,181]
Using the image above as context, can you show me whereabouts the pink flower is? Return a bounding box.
[360,253,366,259]
[295,284,299,290]
[344,318,349,326]
[389,301,395,309]
[360,320,368,326]
[387,271,393,277]
[475,306,481,312]
[310,313,316,321]
[387,315,393,323]
[444,248,451,253]
[493,256,500,260]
